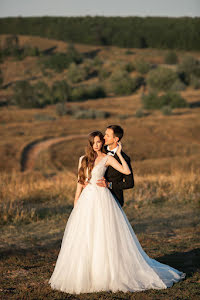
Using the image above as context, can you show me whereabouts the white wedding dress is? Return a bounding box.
[48,155,185,294]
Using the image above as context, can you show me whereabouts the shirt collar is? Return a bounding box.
[107,145,118,156]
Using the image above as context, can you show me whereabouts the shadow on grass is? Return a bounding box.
[155,248,200,277]
[1,235,199,280]
[189,101,200,108]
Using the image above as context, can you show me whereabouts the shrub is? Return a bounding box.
[86,84,106,99]
[109,70,142,95]
[67,63,87,83]
[164,51,178,64]
[0,69,3,87]
[99,68,111,80]
[93,56,103,67]
[141,92,162,109]
[118,114,129,120]
[69,84,106,101]
[133,59,151,74]
[190,74,200,89]
[132,76,144,92]
[66,43,83,64]
[55,102,71,116]
[39,53,72,72]
[135,108,145,118]
[141,91,188,110]
[147,67,178,91]
[3,35,20,57]
[39,46,83,73]
[169,79,186,91]
[177,56,200,84]
[69,86,86,101]
[34,114,56,121]
[51,80,71,103]
[125,50,135,55]
[13,80,45,108]
[33,81,52,106]
[23,46,40,57]
[161,105,172,116]
[164,92,188,108]
[73,108,110,119]
[124,62,135,73]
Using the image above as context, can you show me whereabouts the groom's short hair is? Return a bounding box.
[107,125,124,141]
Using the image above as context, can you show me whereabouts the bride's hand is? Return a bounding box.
[116,141,122,155]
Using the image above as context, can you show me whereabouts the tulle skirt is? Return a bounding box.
[48,183,185,294]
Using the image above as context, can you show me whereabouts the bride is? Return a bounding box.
[48,131,186,294]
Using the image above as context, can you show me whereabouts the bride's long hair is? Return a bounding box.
[78,131,106,184]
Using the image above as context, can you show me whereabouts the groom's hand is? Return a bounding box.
[96,177,108,188]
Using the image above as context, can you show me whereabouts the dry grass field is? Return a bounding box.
[0,34,200,299]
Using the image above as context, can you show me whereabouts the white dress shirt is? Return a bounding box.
[107,145,118,156]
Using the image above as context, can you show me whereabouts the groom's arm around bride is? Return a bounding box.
[97,125,134,207]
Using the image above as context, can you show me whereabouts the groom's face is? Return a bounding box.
[104,128,118,146]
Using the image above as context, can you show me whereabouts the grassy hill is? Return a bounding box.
[0,34,200,299]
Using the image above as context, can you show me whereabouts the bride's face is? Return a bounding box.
[93,136,103,152]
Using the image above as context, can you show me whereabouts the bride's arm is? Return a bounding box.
[106,142,131,175]
[74,156,84,207]
[74,182,83,207]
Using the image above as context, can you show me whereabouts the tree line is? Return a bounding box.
[0,16,199,50]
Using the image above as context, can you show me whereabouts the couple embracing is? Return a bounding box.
[48,124,185,295]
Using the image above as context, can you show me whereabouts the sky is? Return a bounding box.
[0,0,199,18]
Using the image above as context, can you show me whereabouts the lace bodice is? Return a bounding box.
[79,155,109,185]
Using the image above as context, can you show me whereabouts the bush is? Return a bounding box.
[39,53,72,72]
[23,46,40,57]
[135,108,145,118]
[51,80,71,103]
[86,84,106,99]
[147,67,178,91]
[67,62,87,83]
[66,43,83,64]
[33,81,52,106]
[163,92,188,108]
[125,50,135,55]
[98,68,111,80]
[73,108,110,119]
[141,91,188,110]
[0,69,3,87]
[132,76,144,92]
[93,56,103,67]
[164,51,178,64]
[124,62,135,73]
[133,59,151,74]
[169,79,186,91]
[34,114,56,121]
[40,46,83,73]
[177,56,200,84]
[190,74,200,89]
[13,80,45,108]
[161,105,172,115]
[55,102,71,116]
[69,84,106,101]
[109,70,142,95]
[118,114,129,120]
[141,92,162,109]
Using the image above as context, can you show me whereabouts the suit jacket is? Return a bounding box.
[104,147,134,207]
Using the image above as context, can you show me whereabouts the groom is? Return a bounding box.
[96,125,134,207]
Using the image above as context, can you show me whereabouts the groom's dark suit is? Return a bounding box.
[104,146,134,207]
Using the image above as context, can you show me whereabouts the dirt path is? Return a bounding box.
[20,134,87,172]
